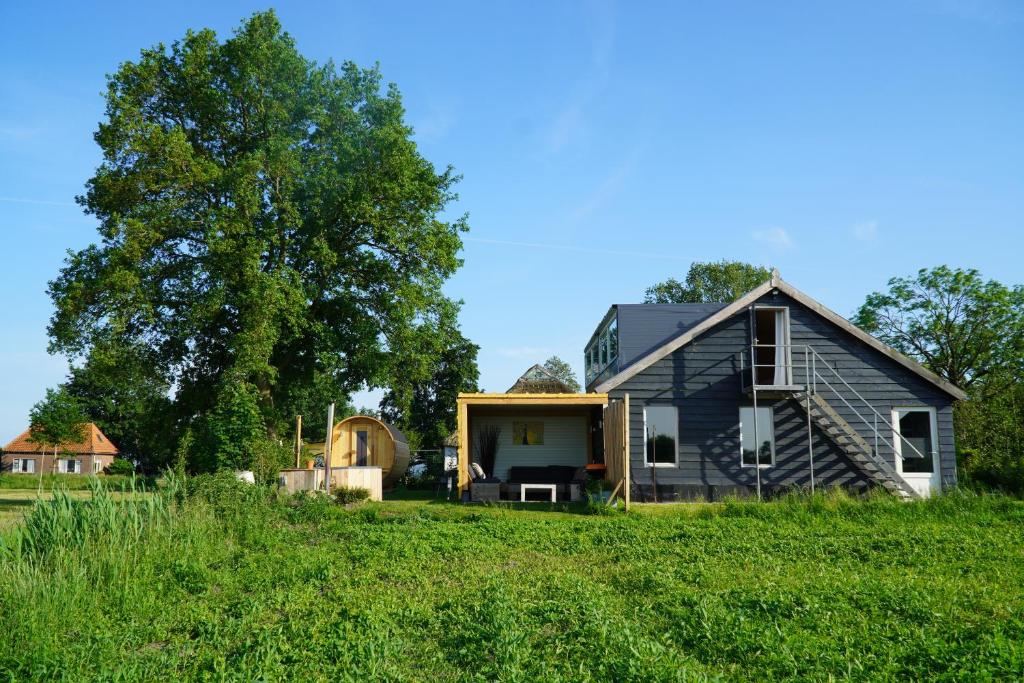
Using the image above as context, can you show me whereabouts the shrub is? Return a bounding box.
[104,458,136,476]
[333,486,370,505]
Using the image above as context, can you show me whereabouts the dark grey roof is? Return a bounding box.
[616,303,728,369]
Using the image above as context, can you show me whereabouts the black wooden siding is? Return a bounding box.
[608,291,957,498]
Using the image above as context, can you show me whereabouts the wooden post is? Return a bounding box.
[623,393,631,511]
[295,415,302,468]
[324,403,335,494]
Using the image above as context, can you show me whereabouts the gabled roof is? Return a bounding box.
[2,423,120,455]
[595,270,968,400]
[507,364,573,394]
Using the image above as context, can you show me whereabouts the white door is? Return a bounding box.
[892,407,940,497]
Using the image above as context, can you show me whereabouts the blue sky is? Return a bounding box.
[1,1,1021,439]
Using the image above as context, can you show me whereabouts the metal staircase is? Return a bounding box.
[792,391,918,500]
[744,343,925,500]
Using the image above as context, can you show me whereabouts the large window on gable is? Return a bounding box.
[740,406,775,467]
[644,405,678,466]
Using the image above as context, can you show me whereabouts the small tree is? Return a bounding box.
[543,356,581,393]
[644,260,772,304]
[28,387,88,475]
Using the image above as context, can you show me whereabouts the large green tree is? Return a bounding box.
[853,266,1024,394]
[644,260,771,304]
[47,11,469,472]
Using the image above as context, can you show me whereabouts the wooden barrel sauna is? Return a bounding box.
[330,415,411,488]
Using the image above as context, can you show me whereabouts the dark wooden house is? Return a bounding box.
[584,270,966,501]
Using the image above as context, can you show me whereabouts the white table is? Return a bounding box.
[520,483,557,502]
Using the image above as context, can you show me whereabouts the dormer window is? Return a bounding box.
[585,314,618,384]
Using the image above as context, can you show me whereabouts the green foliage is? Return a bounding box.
[27,387,88,454]
[333,486,370,505]
[853,266,1024,393]
[1,490,1022,680]
[0,473,155,490]
[644,260,772,304]
[956,381,1024,495]
[543,355,581,392]
[381,328,479,449]
[46,10,470,472]
[104,458,136,476]
[63,338,175,471]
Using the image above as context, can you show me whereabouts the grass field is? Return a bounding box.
[1,476,1022,681]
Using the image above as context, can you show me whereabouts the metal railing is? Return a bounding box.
[741,343,932,465]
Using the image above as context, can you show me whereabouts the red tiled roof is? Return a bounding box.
[2,423,119,456]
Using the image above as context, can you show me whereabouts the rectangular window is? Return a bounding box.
[607,319,618,364]
[599,335,608,366]
[13,458,35,473]
[644,405,678,466]
[59,459,81,474]
[740,406,775,467]
[512,421,544,445]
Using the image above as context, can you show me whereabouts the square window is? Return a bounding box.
[512,422,544,445]
[740,406,774,466]
[644,405,678,466]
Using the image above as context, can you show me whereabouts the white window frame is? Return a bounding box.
[643,405,679,467]
[739,406,776,468]
[12,458,36,474]
[94,458,103,473]
[59,458,81,474]
[891,406,939,476]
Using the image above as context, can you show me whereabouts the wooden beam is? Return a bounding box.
[456,398,470,496]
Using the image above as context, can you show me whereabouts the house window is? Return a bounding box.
[607,319,618,362]
[644,405,678,466]
[512,421,544,445]
[94,459,103,473]
[740,406,775,467]
[12,458,35,474]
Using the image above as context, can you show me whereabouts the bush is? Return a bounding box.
[333,486,370,505]
[104,458,136,476]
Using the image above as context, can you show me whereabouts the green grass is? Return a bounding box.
[0,473,155,490]
[1,477,1022,681]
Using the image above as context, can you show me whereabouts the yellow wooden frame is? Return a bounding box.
[456,393,609,494]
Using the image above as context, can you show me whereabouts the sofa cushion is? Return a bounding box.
[506,465,580,484]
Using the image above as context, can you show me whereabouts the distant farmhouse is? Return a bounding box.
[458,271,965,504]
[2,423,119,475]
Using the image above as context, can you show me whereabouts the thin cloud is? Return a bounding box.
[752,226,793,249]
[494,346,554,360]
[413,103,457,142]
[851,220,878,242]
[0,196,77,207]
[464,236,684,261]
[542,0,615,153]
